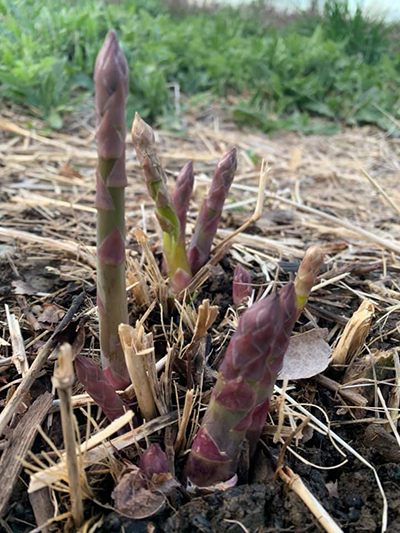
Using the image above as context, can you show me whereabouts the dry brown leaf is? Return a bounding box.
[278,328,331,380]
[36,303,66,328]
[112,466,178,520]
[331,300,374,366]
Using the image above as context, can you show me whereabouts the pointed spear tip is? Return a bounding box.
[131,113,155,149]
[218,147,237,171]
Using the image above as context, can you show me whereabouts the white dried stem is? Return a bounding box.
[5,304,29,377]
[52,343,84,528]
[119,323,157,421]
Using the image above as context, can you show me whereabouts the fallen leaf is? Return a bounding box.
[112,466,166,520]
[36,304,66,328]
[278,328,331,380]
[12,280,36,295]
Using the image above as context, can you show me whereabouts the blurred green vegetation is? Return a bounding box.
[0,0,398,134]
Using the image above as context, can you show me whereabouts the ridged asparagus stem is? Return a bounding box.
[131,113,192,293]
[245,283,297,456]
[188,148,237,274]
[74,355,129,422]
[232,263,252,306]
[185,283,295,488]
[294,246,324,316]
[95,31,129,390]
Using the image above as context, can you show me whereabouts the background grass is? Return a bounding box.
[0,0,399,134]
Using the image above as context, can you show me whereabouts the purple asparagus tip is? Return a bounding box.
[139,444,169,479]
[232,263,252,306]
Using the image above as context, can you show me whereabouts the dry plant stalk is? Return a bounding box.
[279,466,343,533]
[192,299,219,344]
[5,303,29,377]
[386,349,400,431]
[331,300,374,366]
[119,323,157,421]
[175,389,195,454]
[52,344,84,528]
[126,256,151,307]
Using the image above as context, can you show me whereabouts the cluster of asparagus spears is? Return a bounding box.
[76,30,324,489]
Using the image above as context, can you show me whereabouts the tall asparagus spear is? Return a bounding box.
[188,148,237,274]
[185,283,295,488]
[95,30,130,390]
[131,114,192,293]
[294,246,324,317]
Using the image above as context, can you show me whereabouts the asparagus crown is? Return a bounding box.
[294,246,324,310]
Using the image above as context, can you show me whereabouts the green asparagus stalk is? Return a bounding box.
[185,283,296,488]
[232,263,252,306]
[294,246,324,316]
[131,113,192,293]
[188,149,237,273]
[95,30,130,390]
[74,355,131,423]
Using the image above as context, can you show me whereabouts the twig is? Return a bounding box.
[5,304,29,377]
[377,388,400,449]
[361,169,400,217]
[0,293,84,436]
[279,466,344,533]
[274,416,311,476]
[314,375,368,408]
[0,392,53,516]
[52,344,84,528]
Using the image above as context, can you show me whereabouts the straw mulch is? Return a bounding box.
[0,103,400,533]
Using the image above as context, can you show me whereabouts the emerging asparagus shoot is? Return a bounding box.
[294,246,324,317]
[232,263,252,306]
[95,30,130,389]
[186,282,297,488]
[131,113,192,293]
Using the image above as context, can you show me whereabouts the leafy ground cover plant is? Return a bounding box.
[0,0,398,133]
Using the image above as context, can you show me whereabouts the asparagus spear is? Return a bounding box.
[188,148,237,273]
[172,161,194,247]
[74,355,130,422]
[131,113,192,293]
[95,30,130,390]
[186,283,295,487]
[294,246,324,316]
[245,283,297,455]
[232,263,252,306]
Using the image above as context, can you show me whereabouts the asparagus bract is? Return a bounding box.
[95,30,129,390]
[188,149,237,273]
[186,284,295,488]
[131,114,192,293]
[74,355,129,422]
[294,246,324,315]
